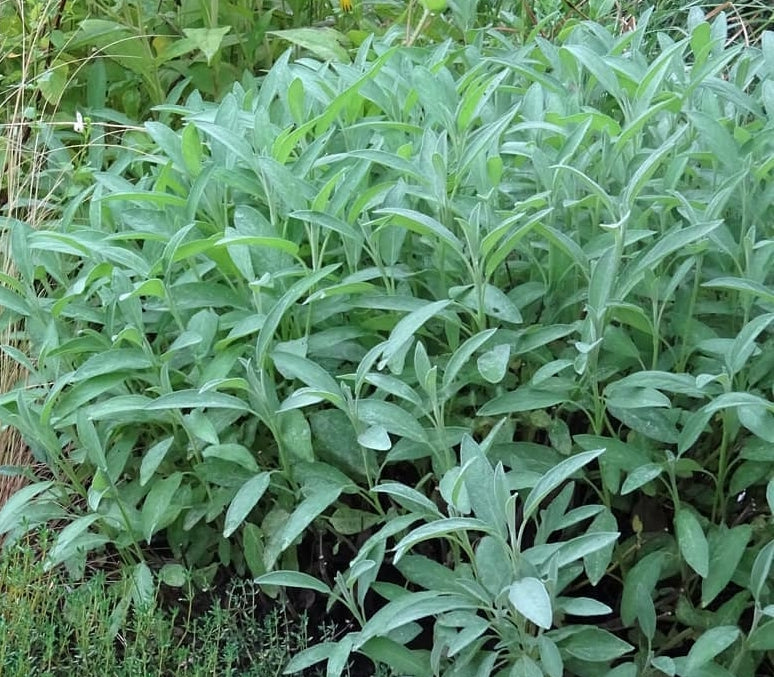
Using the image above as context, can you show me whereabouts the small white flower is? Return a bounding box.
[73,111,85,134]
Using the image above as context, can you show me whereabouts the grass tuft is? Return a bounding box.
[0,529,350,676]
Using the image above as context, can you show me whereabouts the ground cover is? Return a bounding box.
[0,529,341,676]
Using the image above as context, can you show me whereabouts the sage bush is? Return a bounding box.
[1,10,773,677]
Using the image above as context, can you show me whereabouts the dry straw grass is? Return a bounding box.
[0,0,57,509]
[0,0,142,512]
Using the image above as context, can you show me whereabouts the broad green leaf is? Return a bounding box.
[357,400,427,443]
[607,405,679,444]
[679,408,714,455]
[183,27,231,64]
[73,349,153,381]
[675,508,709,578]
[460,435,507,536]
[254,570,331,595]
[378,300,452,371]
[512,656,543,677]
[375,208,463,254]
[360,638,431,676]
[684,626,740,673]
[356,591,477,647]
[623,126,688,208]
[159,563,187,588]
[478,384,569,415]
[588,246,619,316]
[523,449,604,522]
[475,535,512,597]
[702,392,773,414]
[560,627,633,662]
[364,373,423,408]
[554,531,619,568]
[618,219,720,298]
[83,395,153,421]
[282,642,337,673]
[393,518,496,563]
[255,265,339,368]
[621,463,663,495]
[702,277,774,304]
[650,656,676,675]
[310,409,374,479]
[443,328,497,391]
[459,104,520,177]
[0,286,31,317]
[561,45,621,101]
[439,465,471,515]
[144,121,185,168]
[263,484,341,570]
[456,284,523,325]
[397,555,465,595]
[293,210,361,242]
[37,62,68,105]
[605,385,671,410]
[278,409,316,463]
[341,150,422,180]
[140,437,174,486]
[46,514,106,569]
[0,481,55,536]
[748,620,774,651]
[457,70,509,132]
[728,313,774,376]
[181,123,202,176]
[702,525,751,606]
[215,235,300,257]
[144,390,252,412]
[223,472,271,537]
[142,472,182,542]
[184,410,219,445]
[551,164,615,216]
[751,540,774,602]
[268,27,351,63]
[327,635,354,677]
[484,209,554,279]
[539,635,563,677]
[77,410,107,470]
[350,514,423,570]
[131,561,155,609]
[636,583,656,642]
[477,344,510,383]
[557,596,612,616]
[738,406,774,444]
[413,341,431,389]
[508,577,552,629]
[329,506,382,535]
[617,94,681,148]
[373,482,443,517]
[358,425,392,451]
[202,444,260,472]
[621,551,669,626]
[243,523,265,577]
[584,508,618,586]
[688,110,739,169]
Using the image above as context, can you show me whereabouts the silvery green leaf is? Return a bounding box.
[508,577,552,629]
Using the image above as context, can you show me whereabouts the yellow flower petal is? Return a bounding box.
[340,0,352,11]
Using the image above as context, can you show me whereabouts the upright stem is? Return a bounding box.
[406,8,431,46]
[713,412,731,523]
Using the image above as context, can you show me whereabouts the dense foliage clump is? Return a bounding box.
[1,2,774,676]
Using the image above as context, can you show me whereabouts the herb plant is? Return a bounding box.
[1,8,773,677]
